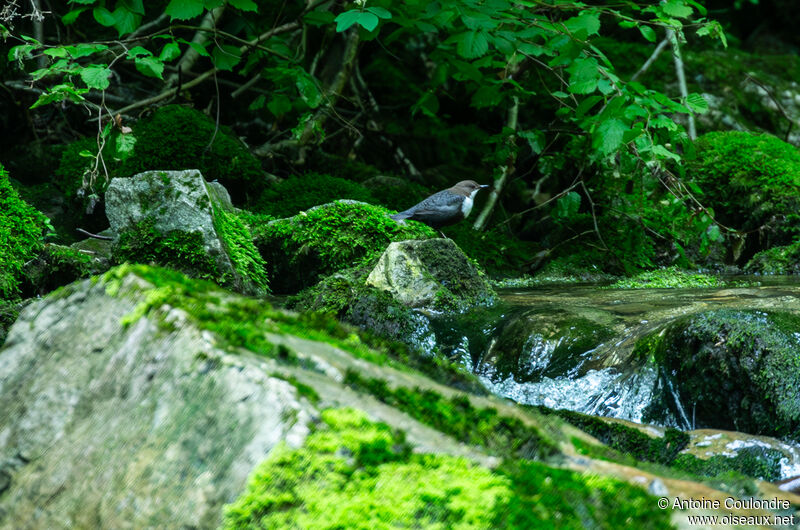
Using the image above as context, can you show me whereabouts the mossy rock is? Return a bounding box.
[253,173,376,217]
[107,170,268,295]
[223,407,671,529]
[117,105,266,204]
[361,175,432,211]
[687,132,800,261]
[745,240,800,274]
[0,162,48,299]
[253,200,435,294]
[638,309,800,438]
[22,243,105,296]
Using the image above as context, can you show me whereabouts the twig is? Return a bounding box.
[667,28,696,139]
[166,6,226,87]
[76,228,113,240]
[630,37,670,82]
[473,95,520,231]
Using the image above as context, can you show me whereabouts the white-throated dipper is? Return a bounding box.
[390,180,489,230]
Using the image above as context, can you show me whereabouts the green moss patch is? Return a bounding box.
[607,266,723,289]
[672,447,784,483]
[113,218,224,283]
[745,241,800,274]
[212,205,270,293]
[253,200,435,293]
[0,162,48,299]
[254,173,376,217]
[223,408,671,529]
[343,370,556,460]
[117,105,265,202]
[687,132,800,259]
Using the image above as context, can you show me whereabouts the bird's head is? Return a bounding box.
[451,180,489,198]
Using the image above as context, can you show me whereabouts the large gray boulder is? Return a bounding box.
[0,273,310,529]
[105,169,267,295]
[366,238,496,310]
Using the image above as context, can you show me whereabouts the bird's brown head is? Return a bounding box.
[450,180,489,197]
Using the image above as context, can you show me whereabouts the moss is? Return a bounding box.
[446,224,534,278]
[270,373,320,404]
[118,105,265,204]
[343,370,556,460]
[253,173,376,217]
[606,266,724,289]
[672,447,784,482]
[745,240,800,274]
[640,310,800,438]
[211,205,270,294]
[0,162,48,299]
[223,408,671,530]
[687,132,800,259]
[254,200,436,294]
[113,218,224,283]
[23,243,100,295]
[536,407,689,466]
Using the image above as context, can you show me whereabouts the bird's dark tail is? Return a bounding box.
[390,211,412,222]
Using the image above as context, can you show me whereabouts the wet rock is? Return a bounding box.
[639,310,800,439]
[366,238,496,311]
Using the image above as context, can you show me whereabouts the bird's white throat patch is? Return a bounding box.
[461,188,481,217]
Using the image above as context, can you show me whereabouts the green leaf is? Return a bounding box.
[226,0,258,11]
[366,7,391,20]
[159,42,181,61]
[567,58,599,95]
[267,94,292,116]
[92,6,116,26]
[80,64,112,89]
[662,0,693,19]
[8,44,38,63]
[134,56,165,78]
[127,46,151,58]
[707,224,723,242]
[639,25,657,42]
[518,129,545,154]
[650,144,680,161]
[593,118,627,155]
[564,12,601,38]
[165,0,205,20]
[455,31,489,59]
[66,43,108,58]
[212,44,241,71]
[182,40,211,57]
[44,47,69,58]
[295,72,322,108]
[412,92,439,118]
[471,85,502,109]
[575,95,602,118]
[356,12,379,32]
[111,5,140,35]
[115,134,137,161]
[78,150,95,158]
[335,10,361,32]
[686,92,709,114]
[62,8,88,25]
[30,84,89,109]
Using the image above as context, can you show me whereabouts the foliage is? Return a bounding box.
[0,163,48,298]
[687,131,800,257]
[23,243,99,295]
[672,447,784,482]
[253,173,376,218]
[253,201,436,294]
[607,266,723,289]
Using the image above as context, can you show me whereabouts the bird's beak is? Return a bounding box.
[480,184,489,189]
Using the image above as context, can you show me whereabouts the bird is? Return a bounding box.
[389,180,489,231]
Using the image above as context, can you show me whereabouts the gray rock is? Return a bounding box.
[0,275,311,529]
[366,238,496,310]
[105,169,267,295]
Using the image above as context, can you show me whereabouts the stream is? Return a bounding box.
[429,277,800,479]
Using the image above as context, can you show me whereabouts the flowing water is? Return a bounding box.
[428,277,800,478]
